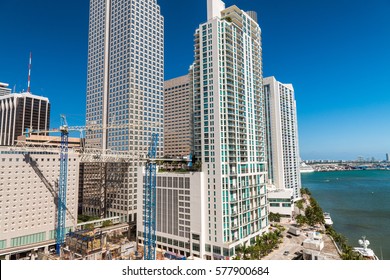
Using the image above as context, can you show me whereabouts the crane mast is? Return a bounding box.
[24,117,170,259]
[25,115,83,255]
[56,116,69,255]
[143,133,158,260]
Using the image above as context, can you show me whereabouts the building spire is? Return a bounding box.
[27,52,32,93]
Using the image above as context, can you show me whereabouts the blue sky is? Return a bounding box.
[0,0,389,160]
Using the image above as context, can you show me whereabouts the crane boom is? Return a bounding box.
[24,117,177,258]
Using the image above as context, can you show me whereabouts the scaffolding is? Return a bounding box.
[81,162,130,219]
[65,230,105,258]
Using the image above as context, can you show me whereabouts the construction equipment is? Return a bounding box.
[143,133,158,260]
[25,115,84,255]
[22,116,187,259]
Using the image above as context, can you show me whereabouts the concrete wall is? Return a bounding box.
[0,147,79,257]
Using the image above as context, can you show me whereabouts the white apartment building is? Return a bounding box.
[164,75,193,158]
[0,82,11,97]
[193,0,268,258]
[0,147,79,260]
[84,0,164,222]
[137,170,205,259]
[0,93,50,147]
[264,76,301,215]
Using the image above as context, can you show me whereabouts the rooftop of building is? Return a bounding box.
[164,74,189,86]
[0,91,50,101]
[17,135,82,148]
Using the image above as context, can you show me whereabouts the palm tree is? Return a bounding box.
[235,242,251,260]
[269,212,281,223]
[274,229,282,239]
[295,199,304,215]
[341,246,363,260]
[296,214,307,226]
[248,245,259,260]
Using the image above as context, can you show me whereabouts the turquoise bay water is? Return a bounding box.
[301,170,390,260]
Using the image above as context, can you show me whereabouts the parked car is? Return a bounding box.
[283,251,289,256]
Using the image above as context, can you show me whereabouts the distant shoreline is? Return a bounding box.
[313,168,390,172]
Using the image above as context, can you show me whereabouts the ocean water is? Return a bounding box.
[301,169,390,260]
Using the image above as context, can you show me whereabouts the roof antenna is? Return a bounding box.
[27,52,32,93]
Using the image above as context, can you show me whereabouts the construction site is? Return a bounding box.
[0,116,184,261]
[35,220,136,260]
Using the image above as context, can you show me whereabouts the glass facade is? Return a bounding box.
[10,232,46,247]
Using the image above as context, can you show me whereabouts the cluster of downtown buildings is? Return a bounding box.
[0,0,301,260]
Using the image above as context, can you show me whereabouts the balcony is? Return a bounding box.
[231,223,239,230]
[231,210,238,216]
[229,198,238,204]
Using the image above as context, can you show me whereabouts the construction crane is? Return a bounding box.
[23,116,187,259]
[25,115,84,255]
[143,133,158,260]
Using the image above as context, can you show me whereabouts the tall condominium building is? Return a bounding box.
[84,0,164,222]
[264,76,301,213]
[386,153,389,162]
[193,0,268,257]
[164,75,192,158]
[0,93,50,146]
[0,82,11,97]
[0,146,79,260]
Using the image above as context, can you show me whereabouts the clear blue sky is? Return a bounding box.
[0,0,389,160]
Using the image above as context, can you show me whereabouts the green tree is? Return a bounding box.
[269,212,281,222]
[102,220,113,227]
[295,214,307,226]
[84,223,95,231]
[193,161,202,171]
[304,206,315,226]
[341,246,363,260]
[235,242,251,260]
[301,187,311,196]
[295,199,304,215]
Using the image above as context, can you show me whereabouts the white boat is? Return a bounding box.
[323,212,333,226]
[353,236,379,260]
[300,162,315,173]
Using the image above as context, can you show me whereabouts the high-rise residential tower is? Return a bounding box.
[0,93,50,146]
[264,76,301,214]
[164,75,193,158]
[193,0,268,256]
[0,82,11,97]
[84,0,164,222]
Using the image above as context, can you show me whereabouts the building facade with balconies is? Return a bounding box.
[191,0,268,259]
